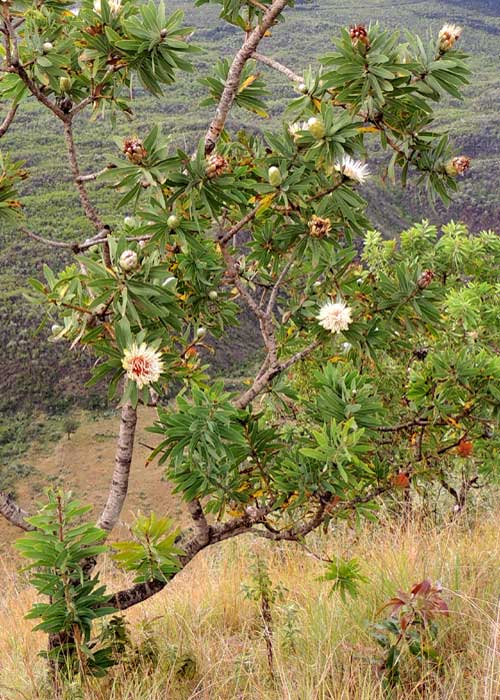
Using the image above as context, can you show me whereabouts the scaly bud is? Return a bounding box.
[206,153,230,179]
[438,24,462,52]
[445,156,470,177]
[308,215,331,238]
[123,137,147,164]
[119,249,138,272]
[349,24,370,48]
[417,269,435,289]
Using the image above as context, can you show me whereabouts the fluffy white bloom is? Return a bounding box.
[438,24,462,50]
[122,343,163,389]
[317,301,353,334]
[335,155,370,184]
[119,249,138,272]
[94,0,122,15]
[288,120,309,137]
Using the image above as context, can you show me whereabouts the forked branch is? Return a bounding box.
[204,0,291,153]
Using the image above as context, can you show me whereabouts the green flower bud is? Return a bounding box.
[268,166,282,187]
[59,76,72,93]
[308,117,326,140]
[167,214,180,230]
[208,290,218,300]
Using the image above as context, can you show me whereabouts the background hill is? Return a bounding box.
[0,0,498,450]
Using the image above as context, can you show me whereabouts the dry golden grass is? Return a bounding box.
[1,507,500,699]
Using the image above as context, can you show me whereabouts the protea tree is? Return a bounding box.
[1,0,498,682]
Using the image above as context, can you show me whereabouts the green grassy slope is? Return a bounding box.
[0,0,498,419]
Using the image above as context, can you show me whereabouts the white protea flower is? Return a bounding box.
[288,120,309,137]
[317,300,353,334]
[438,24,462,51]
[335,155,370,184]
[94,0,121,15]
[122,343,163,389]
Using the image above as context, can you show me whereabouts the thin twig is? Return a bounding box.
[76,165,115,182]
[218,203,261,245]
[252,51,303,83]
[63,120,104,231]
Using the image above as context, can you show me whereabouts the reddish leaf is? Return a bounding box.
[392,472,410,489]
[457,439,473,457]
[411,579,432,596]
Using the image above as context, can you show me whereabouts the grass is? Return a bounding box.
[1,506,500,699]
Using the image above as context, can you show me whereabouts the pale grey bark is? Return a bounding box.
[96,401,137,533]
[0,492,34,531]
[252,51,303,83]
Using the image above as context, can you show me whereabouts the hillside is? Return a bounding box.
[0,407,185,547]
[0,0,499,419]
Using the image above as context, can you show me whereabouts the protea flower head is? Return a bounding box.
[308,215,332,239]
[317,300,353,334]
[123,137,147,164]
[438,24,462,51]
[335,155,370,184]
[445,156,471,177]
[349,24,370,48]
[122,342,163,389]
[206,153,230,179]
